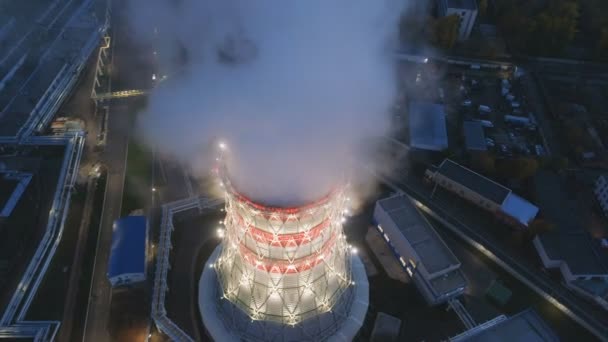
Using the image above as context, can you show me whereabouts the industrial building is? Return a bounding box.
[200,173,368,341]
[425,159,539,228]
[450,309,559,341]
[437,0,478,41]
[533,233,608,310]
[594,174,608,217]
[409,102,448,151]
[373,194,466,305]
[107,216,149,287]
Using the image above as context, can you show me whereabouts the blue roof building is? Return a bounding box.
[107,216,148,287]
[409,102,448,151]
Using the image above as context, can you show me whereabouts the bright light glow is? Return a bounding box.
[215,183,352,323]
[218,142,227,150]
[217,228,225,238]
[351,246,358,254]
[152,73,157,81]
[152,187,157,192]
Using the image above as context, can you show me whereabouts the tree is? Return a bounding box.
[399,12,428,46]
[549,156,569,171]
[474,153,496,176]
[532,1,579,54]
[478,0,488,17]
[498,157,539,181]
[430,14,461,50]
[528,218,555,236]
[598,28,608,60]
[494,0,580,55]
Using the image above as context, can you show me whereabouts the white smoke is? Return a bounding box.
[127,0,407,206]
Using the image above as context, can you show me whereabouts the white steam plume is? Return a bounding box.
[128,0,406,206]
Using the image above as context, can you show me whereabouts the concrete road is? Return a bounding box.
[82,102,131,342]
[58,175,99,342]
[81,1,138,340]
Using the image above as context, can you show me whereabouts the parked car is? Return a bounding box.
[478,105,492,113]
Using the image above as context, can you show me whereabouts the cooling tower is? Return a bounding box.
[199,167,369,341]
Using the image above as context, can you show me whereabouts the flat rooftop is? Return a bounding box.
[409,101,448,151]
[463,121,487,151]
[378,195,460,275]
[534,171,608,276]
[537,233,608,276]
[450,309,559,342]
[500,193,538,227]
[436,159,510,205]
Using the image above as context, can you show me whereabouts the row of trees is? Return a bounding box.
[494,0,608,58]
[475,154,569,181]
[399,13,461,50]
[494,0,579,55]
[398,0,607,58]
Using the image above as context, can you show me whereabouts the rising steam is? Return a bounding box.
[127,0,406,206]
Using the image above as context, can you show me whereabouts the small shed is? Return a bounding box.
[107,216,148,287]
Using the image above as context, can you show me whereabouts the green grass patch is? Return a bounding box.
[121,138,152,217]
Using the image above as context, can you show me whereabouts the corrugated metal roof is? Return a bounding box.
[107,216,147,279]
[437,159,510,205]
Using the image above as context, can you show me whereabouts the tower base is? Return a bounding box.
[199,246,369,342]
